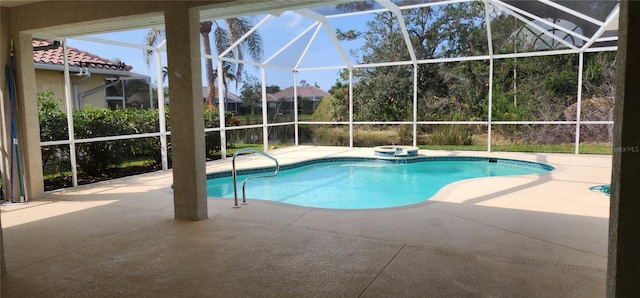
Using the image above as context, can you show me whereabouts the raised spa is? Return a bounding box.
[373,145,419,157]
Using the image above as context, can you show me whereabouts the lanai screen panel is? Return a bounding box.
[326,13,381,66]
[488,3,575,54]
[401,1,488,59]
[501,0,618,46]
[310,1,386,15]
[328,11,410,65]
[259,13,317,69]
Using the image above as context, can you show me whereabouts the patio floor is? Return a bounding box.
[1,146,611,297]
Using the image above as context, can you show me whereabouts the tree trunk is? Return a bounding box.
[200,21,216,109]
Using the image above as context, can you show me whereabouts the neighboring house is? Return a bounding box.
[202,87,243,114]
[33,40,151,110]
[269,85,330,113]
[221,91,243,114]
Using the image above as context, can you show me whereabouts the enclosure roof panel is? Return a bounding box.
[28,0,619,72]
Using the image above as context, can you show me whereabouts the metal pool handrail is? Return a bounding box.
[231,148,279,208]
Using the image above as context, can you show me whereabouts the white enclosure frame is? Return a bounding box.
[38,0,618,187]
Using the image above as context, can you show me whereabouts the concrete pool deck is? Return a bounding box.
[1,146,611,297]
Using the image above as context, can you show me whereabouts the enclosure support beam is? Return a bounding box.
[608,1,640,296]
[261,66,269,151]
[293,71,299,146]
[348,69,354,148]
[217,59,227,159]
[62,39,78,187]
[165,6,207,221]
[574,52,584,154]
[155,46,168,171]
[412,65,417,147]
[484,0,494,152]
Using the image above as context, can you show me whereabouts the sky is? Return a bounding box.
[66,11,373,94]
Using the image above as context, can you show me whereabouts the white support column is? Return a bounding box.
[484,0,495,152]
[487,59,494,152]
[62,40,78,187]
[217,58,227,159]
[261,66,269,151]
[575,52,584,154]
[413,65,418,147]
[349,69,354,148]
[155,48,168,170]
[293,71,299,145]
[148,77,153,109]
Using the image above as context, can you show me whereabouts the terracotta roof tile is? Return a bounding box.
[32,40,132,71]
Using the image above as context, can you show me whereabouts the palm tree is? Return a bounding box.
[161,66,168,83]
[143,29,163,66]
[200,21,216,108]
[144,18,263,109]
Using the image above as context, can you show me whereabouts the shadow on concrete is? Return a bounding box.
[1,188,607,297]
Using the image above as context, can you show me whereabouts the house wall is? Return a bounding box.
[76,75,108,109]
[35,69,110,110]
[35,69,64,105]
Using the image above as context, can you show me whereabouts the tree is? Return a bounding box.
[200,21,216,108]
[339,11,412,121]
[333,3,488,122]
[161,66,168,84]
[143,29,164,66]
[574,51,616,142]
[266,85,281,94]
[313,80,349,121]
[144,17,263,109]
[240,73,261,115]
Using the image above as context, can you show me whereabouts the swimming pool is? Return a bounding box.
[207,157,554,209]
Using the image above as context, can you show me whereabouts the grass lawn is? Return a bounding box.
[225,143,265,156]
[237,113,312,125]
[419,143,612,154]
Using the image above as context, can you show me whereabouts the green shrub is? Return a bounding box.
[204,107,221,159]
[302,126,349,146]
[38,90,170,177]
[312,96,347,122]
[72,108,146,176]
[428,125,474,146]
[37,91,70,170]
[37,94,234,175]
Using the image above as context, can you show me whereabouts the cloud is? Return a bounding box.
[282,11,304,29]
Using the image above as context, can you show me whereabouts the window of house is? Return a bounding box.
[105,79,126,109]
[104,78,152,109]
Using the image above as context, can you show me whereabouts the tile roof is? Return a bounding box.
[270,85,330,101]
[32,40,132,71]
[203,87,243,103]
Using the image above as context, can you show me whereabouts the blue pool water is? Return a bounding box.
[206,157,553,209]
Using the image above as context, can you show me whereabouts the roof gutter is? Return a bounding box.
[34,63,146,78]
[73,70,92,109]
[32,40,61,51]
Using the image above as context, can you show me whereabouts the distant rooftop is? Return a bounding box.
[271,85,330,101]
